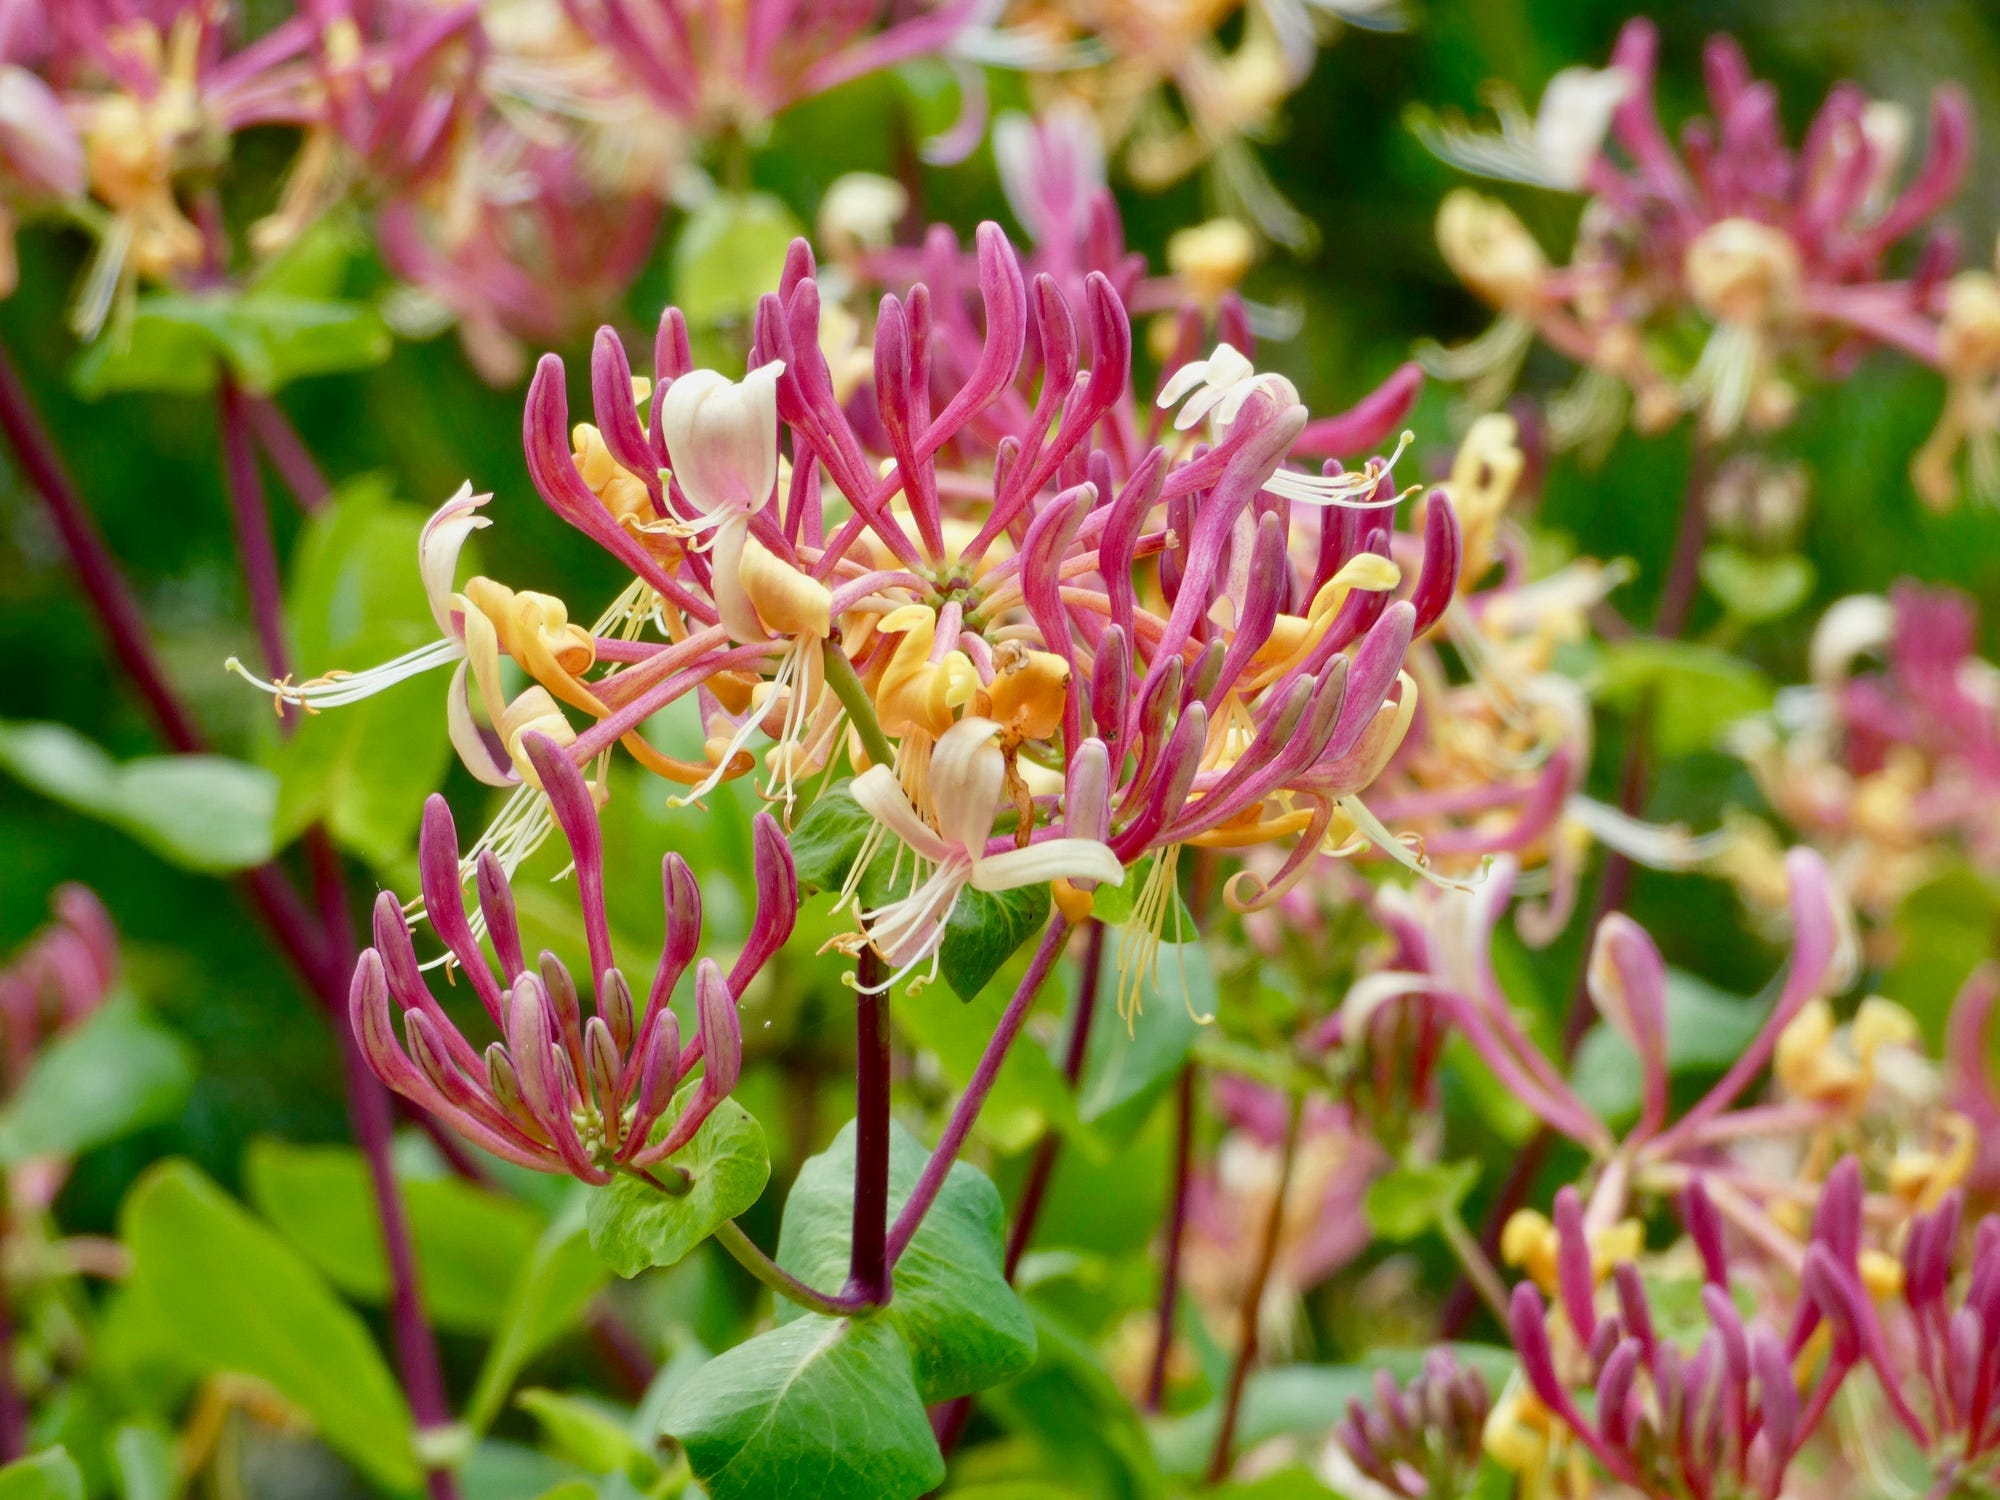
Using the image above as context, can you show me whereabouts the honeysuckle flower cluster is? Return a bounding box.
[1345,849,1883,1241]
[1726,581,2000,938]
[1494,1155,2000,1497]
[349,732,798,1182]
[1422,18,1977,463]
[249,198,1458,997]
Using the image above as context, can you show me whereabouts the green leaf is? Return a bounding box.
[467,1196,612,1432]
[1571,969,1772,1124]
[515,1390,656,1483]
[1885,865,2000,1048]
[72,292,390,398]
[272,476,456,870]
[940,883,1052,1003]
[585,1086,771,1277]
[1699,546,1815,623]
[774,1118,1036,1404]
[244,1139,543,1334]
[892,964,1079,1155]
[120,1162,416,1490]
[0,997,194,1163]
[1363,1160,1478,1242]
[1595,639,1775,757]
[671,194,806,328]
[0,721,276,873]
[110,1423,177,1500]
[660,1314,944,1500]
[1073,937,1213,1143]
[787,782,874,893]
[0,1450,81,1500]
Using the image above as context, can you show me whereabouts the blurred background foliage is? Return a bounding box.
[4,0,2000,1447]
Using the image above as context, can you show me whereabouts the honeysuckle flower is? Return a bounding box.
[1411,64,1632,191]
[1726,581,2000,937]
[836,714,1123,989]
[1423,19,1977,454]
[1346,848,1854,1230]
[350,732,798,1183]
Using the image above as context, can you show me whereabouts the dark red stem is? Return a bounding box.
[217,377,293,719]
[0,342,204,752]
[248,396,330,513]
[1004,920,1105,1278]
[848,949,893,1307]
[1204,1091,1303,1483]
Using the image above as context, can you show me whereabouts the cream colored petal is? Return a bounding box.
[851,766,954,864]
[971,838,1125,893]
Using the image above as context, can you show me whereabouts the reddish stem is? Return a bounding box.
[1003,920,1105,1279]
[247,396,330,513]
[0,341,204,752]
[1204,1091,1303,1483]
[848,949,893,1307]
[217,377,293,720]
[886,920,1071,1264]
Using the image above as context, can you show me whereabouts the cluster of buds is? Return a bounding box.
[253,189,1459,997]
[0,884,118,1093]
[1500,1156,2000,1496]
[1727,582,2000,938]
[1324,1351,1491,1499]
[348,731,798,1183]
[1422,18,1975,462]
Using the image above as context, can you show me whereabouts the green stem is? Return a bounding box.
[711,1220,872,1319]
[1439,1210,1511,1327]
[822,642,898,770]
